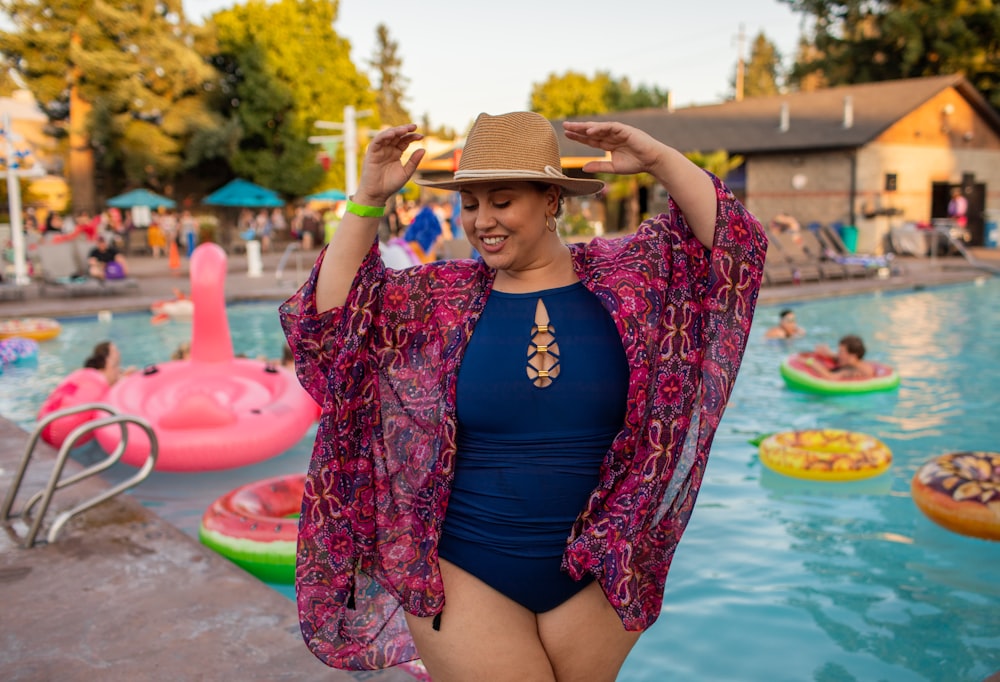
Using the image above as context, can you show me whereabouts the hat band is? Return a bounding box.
[453,165,568,182]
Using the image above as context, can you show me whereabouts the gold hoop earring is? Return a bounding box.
[546,215,557,232]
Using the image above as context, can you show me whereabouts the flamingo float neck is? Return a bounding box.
[189,243,234,364]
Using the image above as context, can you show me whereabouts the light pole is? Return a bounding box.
[1,112,45,286]
[309,105,372,197]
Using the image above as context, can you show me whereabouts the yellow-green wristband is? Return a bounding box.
[345,199,386,218]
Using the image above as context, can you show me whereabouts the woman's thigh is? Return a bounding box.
[404,558,556,682]
[537,581,642,682]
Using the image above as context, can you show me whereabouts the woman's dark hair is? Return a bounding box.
[530,182,566,218]
[83,341,112,370]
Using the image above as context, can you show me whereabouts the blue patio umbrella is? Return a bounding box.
[306,188,347,202]
[106,188,177,209]
[202,179,285,208]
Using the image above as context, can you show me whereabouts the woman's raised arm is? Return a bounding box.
[315,124,425,313]
[563,121,717,249]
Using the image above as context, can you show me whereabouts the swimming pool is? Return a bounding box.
[2,281,998,681]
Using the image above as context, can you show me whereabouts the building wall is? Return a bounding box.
[744,87,1000,253]
[745,151,854,231]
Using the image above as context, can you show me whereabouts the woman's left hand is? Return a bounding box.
[563,121,664,176]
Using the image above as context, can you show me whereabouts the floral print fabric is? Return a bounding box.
[279,174,766,670]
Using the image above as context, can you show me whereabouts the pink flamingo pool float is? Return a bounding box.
[96,243,317,472]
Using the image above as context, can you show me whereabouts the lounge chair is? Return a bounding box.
[762,240,798,286]
[817,224,894,276]
[35,240,138,297]
[766,229,824,283]
[799,228,868,279]
[35,241,105,297]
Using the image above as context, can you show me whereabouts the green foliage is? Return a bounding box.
[0,0,226,189]
[369,23,411,127]
[209,0,377,196]
[604,78,671,110]
[684,150,744,180]
[742,32,783,98]
[530,71,672,119]
[530,71,611,119]
[782,0,1000,109]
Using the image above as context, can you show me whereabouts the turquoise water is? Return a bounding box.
[1,280,999,682]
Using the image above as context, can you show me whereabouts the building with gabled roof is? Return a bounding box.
[556,75,1000,251]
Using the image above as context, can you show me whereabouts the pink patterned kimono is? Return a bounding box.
[279,174,766,670]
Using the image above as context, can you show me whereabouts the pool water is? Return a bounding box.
[2,282,999,682]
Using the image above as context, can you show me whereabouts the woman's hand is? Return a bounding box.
[353,124,425,206]
[563,120,718,249]
[563,121,664,177]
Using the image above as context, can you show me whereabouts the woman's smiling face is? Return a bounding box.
[459,181,560,273]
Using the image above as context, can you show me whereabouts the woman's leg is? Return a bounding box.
[404,558,556,682]
[537,581,641,682]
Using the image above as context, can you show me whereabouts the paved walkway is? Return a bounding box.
[1,238,998,680]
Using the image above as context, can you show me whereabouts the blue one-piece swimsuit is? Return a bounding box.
[438,282,629,613]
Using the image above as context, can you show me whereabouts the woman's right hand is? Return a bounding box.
[353,124,425,206]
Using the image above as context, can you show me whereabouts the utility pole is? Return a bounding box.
[1,112,45,286]
[309,105,373,197]
[734,23,746,102]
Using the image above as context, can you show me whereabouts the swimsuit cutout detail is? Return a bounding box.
[527,298,560,387]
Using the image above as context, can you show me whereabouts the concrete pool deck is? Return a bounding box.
[1,241,998,680]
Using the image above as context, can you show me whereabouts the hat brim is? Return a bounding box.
[415,174,604,197]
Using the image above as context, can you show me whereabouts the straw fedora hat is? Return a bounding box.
[416,111,605,197]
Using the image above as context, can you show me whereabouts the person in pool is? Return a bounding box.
[764,309,806,339]
[807,334,875,380]
[84,341,136,385]
[281,111,766,680]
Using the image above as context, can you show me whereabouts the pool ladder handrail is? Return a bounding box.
[275,241,303,285]
[0,403,158,548]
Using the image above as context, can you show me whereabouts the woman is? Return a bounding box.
[38,341,135,448]
[281,112,766,680]
[83,341,134,385]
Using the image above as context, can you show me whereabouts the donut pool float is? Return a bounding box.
[759,429,892,481]
[0,337,39,367]
[911,451,1000,541]
[0,317,61,341]
[780,352,899,394]
[199,474,303,583]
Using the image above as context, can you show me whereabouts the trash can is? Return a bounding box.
[838,224,858,253]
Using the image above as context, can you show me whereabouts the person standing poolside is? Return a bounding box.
[280,111,767,680]
[764,309,806,339]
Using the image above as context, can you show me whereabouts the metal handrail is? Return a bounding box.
[0,403,159,547]
[275,241,303,284]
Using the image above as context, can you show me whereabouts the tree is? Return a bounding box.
[369,23,410,127]
[0,0,223,210]
[782,0,1000,109]
[739,32,782,98]
[531,71,674,120]
[208,0,376,196]
[530,71,611,120]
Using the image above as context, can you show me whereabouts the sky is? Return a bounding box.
[182,0,810,133]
